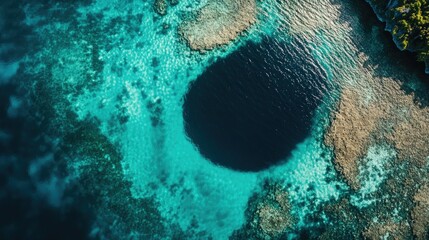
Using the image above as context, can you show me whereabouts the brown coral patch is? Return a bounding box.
[362,221,412,240]
[325,76,429,189]
[324,86,389,189]
[153,0,167,15]
[178,0,257,51]
[231,183,294,240]
[256,188,293,237]
[411,184,429,240]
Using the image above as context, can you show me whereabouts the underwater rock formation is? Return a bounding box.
[154,0,167,15]
[153,0,178,16]
[257,191,293,237]
[231,183,295,239]
[412,184,429,240]
[178,0,257,51]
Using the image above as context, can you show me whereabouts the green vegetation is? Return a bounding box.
[368,0,429,71]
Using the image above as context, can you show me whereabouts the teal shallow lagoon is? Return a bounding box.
[1,0,429,238]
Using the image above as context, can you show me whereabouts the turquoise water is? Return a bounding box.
[1,0,428,239]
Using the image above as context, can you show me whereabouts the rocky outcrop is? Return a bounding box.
[365,0,429,74]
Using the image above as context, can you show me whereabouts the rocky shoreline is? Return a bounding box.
[365,0,429,74]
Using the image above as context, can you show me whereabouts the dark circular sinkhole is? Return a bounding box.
[183,37,330,172]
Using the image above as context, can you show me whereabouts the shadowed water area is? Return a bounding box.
[183,37,330,171]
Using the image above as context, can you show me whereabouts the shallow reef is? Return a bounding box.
[153,0,167,15]
[412,184,429,239]
[178,0,257,51]
[231,182,295,240]
[153,0,178,15]
[323,66,429,238]
[325,72,429,189]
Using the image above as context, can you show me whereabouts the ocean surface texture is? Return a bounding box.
[1,0,429,239]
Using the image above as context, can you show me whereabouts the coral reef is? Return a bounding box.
[153,0,179,15]
[179,0,257,51]
[362,221,412,239]
[231,183,294,240]
[318,171,429,239]
[257,189,293,237]
[324,86,387,189]
[411,184,429,240]
[154,0,167,15]
[325,75,429,189]
[318,198,365,239]
[319,190,416,239]
[323,63,429,238]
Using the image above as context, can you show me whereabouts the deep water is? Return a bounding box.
[183,37,329,171]
[0,2,95,239]
[0,78,94,240]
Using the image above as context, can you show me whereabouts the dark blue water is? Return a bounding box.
[0,2,95,239]
[183,37,330,171]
